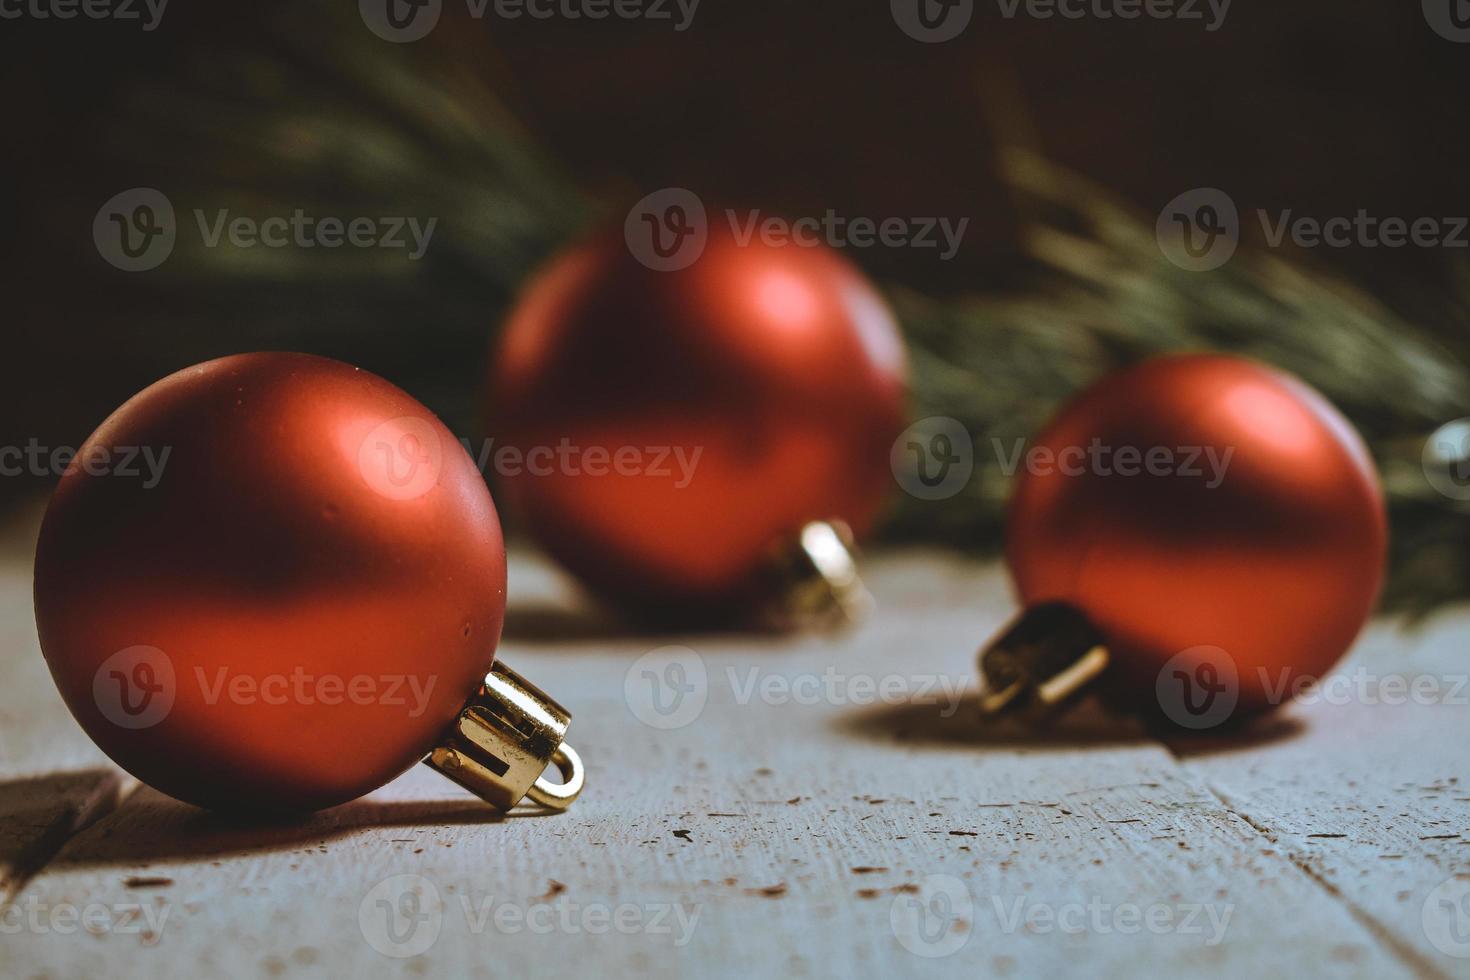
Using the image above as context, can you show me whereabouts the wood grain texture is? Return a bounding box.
[1,537,1467,979]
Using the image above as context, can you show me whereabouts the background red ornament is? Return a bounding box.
[1005,353,1388,719]
[34,353,507,811]
[488,225,909,618]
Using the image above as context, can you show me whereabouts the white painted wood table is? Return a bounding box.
[2,502,1469,980]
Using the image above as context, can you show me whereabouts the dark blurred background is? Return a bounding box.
[4,0,1469,604]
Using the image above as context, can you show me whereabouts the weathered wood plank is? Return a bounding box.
[1171,611,1470,979]
[0,553,1423,979]
[0,503,132,899]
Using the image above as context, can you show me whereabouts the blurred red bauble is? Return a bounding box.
[488,224,908,620]
[35,353,581,812]
[983,353,1387,724]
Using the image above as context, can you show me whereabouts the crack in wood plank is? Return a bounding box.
[1181,773,1453,980]
[1,771,136,902]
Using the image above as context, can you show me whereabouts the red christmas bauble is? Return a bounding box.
[489,225,908,616]
[1006,353,1386,719]
[34,353,506,811]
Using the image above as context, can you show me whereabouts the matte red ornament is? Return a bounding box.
[35,353,583,812]
[979,353,1387,726]
[488,225,908,623]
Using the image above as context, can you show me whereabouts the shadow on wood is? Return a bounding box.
[1,777,555,871]
[501,600,794,647]
[1155,713,1308,758]
[836,693,1306,753]
[0,768,128,896]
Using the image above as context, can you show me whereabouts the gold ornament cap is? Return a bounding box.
[425,660,585,811]
[767,520,875,629]
[978,602,1111,719]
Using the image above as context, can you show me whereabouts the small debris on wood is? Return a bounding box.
[123,876,173,889]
